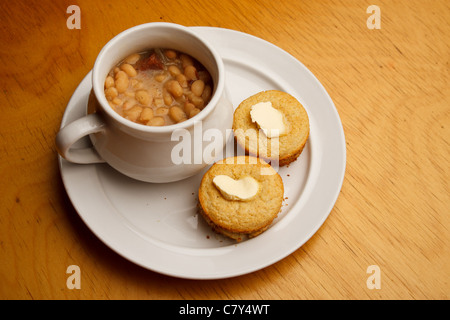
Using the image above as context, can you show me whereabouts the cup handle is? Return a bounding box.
[56,113,106,164]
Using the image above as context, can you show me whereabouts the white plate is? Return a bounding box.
[58,27,346,279]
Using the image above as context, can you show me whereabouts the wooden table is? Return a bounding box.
[1,0,448,300]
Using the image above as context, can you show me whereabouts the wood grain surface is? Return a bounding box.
[0,0,448,300]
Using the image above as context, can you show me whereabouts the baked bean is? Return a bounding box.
[115,70,128,80]
[122,100,135,110]
[135,90,152,106]
[115,76,129,93]
[140,108,154,122]
[112,97,122,105]
[168,65,181,77]
[180,54,194,68]
[105,87,118,101]
[124,53,140,64]
[176,74,188,88]
[154,98,164,108]
[189,108,201,118]
[148,116,165,126]
[105,48,213,126]
[124,106,142,122]
[184,102,196,114]
[120,63,137,77]
[184,65,197,81]
[166,80,183,98]
[163,91,173,105]
[176,95,187,104]
[169,106,187,123]
[190,95,204,108]
[154,107,169,116]
[164,49,177,59]
[124,91,135,98]
[191,80,205,96]
[105,76,114,89]
[154,73,167,82]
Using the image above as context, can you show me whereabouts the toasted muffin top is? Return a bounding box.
[233,90,309,165]
[198,156,284,234]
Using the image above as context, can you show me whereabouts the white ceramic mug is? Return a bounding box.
[56,22,233,183]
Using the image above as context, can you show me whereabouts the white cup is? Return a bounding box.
[56,22,233,183]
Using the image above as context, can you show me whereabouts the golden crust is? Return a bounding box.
[232,90,310,166]
[198,156,284,241]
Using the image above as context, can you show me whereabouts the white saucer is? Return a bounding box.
[58,27,346,279]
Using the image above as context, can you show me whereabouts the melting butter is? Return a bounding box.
[212,175,259,201]
[250,101,287,138]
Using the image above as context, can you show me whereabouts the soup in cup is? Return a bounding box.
[56,22,233,183]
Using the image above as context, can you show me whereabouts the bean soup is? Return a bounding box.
[104,48,213,126]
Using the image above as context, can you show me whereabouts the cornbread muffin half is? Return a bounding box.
[198,156,284,242]
[233,90,309,167]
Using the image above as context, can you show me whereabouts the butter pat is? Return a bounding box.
[250,101,287,138]
[213,175,259,201]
